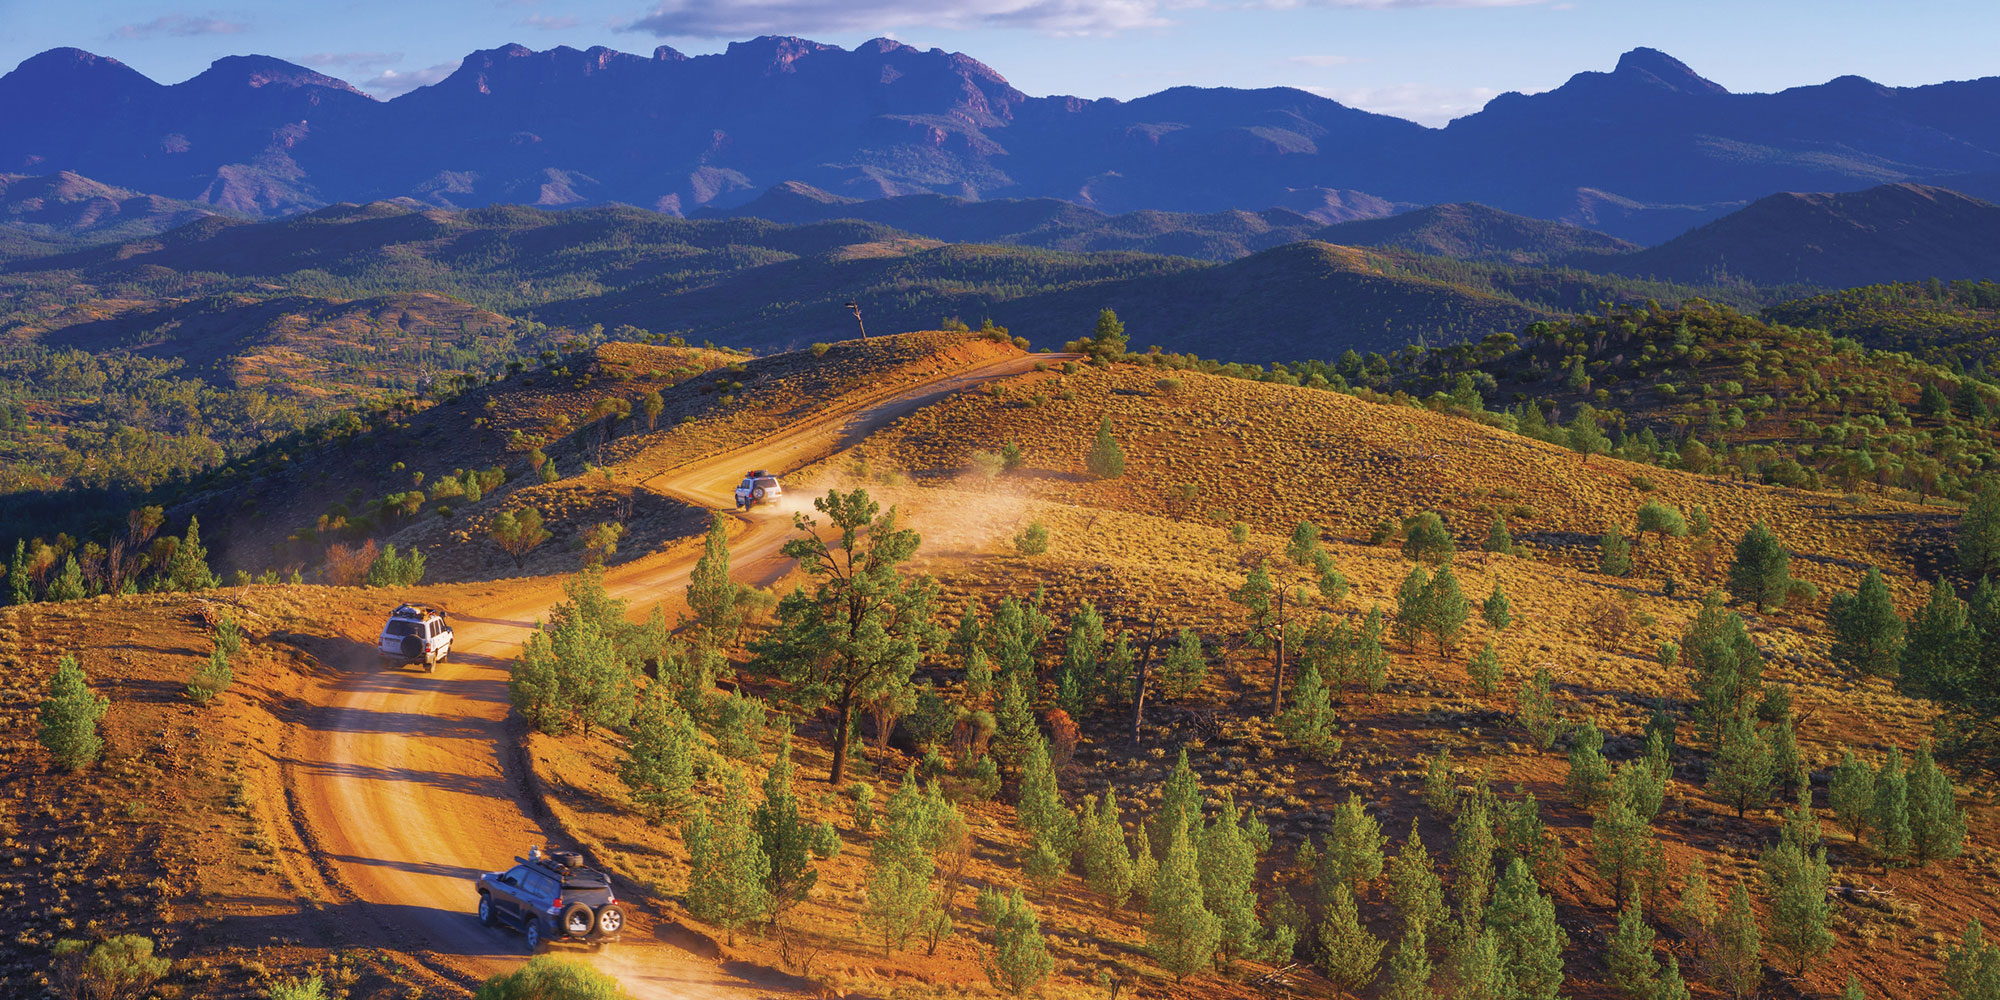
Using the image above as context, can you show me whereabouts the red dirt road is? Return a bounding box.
[283,353,1063,996]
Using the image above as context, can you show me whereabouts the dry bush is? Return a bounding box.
[322,540,378,587]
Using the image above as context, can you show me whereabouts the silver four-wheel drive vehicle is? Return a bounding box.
[734,469,783,510]
[476,847,625,953]
[377,603,453,672]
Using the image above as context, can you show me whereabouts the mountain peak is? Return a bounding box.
[1611,47,1727,95]
[185,55,366,95]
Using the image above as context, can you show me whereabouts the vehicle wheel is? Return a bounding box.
[753,488,765,499]
[423,658,435,674]
[595,904,625,936]
[561,902,596,939]
[524,921,544,953]
[477,895,494,926]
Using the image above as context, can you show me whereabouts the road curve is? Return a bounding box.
[284,352,1064,996]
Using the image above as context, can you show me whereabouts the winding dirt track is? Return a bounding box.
[284,352,1065,996]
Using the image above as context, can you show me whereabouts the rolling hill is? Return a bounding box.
[1609,183,2000,286]
[0,170,220,242]
[1316,201,1638,266]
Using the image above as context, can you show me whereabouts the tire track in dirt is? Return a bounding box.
[280,353,1067,997]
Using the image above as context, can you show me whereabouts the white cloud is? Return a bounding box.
[301,51,405,70]
[519,13,582,29]
[621,0,1177,38]
[1307,82,1499,125]
[360,61,463,97]
[113,13,247,39]
[1263,0,1540,7]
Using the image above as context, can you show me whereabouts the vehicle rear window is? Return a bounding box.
[756,478,778,488]
[386,621,420,637]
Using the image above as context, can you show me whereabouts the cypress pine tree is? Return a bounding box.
[866,771,942,951]
[1453,923,1508,1000]
[1497,789,1565,888]
[1829,567,1905,677]
[1317,792,1387,904]
[1159,628,1209,700]
[1402,512,1456,564]
[7,539,31,605]
[1960,478,2000,577]
[1828,746,1875,842]
[1682,592,1766,743]
[1288,520,1327,567]
[1760,837,1834,975]
[1485,858,1567,1000]
[1388,818,1446,938]
[683,768,774,943]
[1715,880,1763,1000]
[1486,513,1514,554]
[1148,821,1220,982]
[1868,745,1911,860]
[1383,922,1437,1000]
[1197,792,1262,959]
[1058,599,1105,714]
[1279,662,1339,758]
[1482,585,1512,630]
[1902,578,1976,699]
[1517,666,1561,750]
[992,673,1037,774]
[1396,565,1433,650]
[1675,859,1719,957]
[1944,917,2000,1000]
[1657,955,1693,1000]
[684,513,745,648]
[162,517,215,591]
[1357,606,1391,692]
[1453,790,1497,927]
[1155,748,1203,857]
[1565,717,1612,811]
[1727,521,1794,611]
[621,685,701,820]
[1081,789,1135,911]
[1426,564,1470,656]
[1711,705,1774,817]
[1601,524,1633,577]
[1084,416,1126,479]
[1131,831,1158,915]
[1015,734,1077,869]
[1592,783,1664,904]
[1314,881,1383,991]
[979,888,1053,996]
[46,556,84,602]
[1909,739,1968,863]
[1606,893,1662,1000]
[1469,642,1504,695]
[37,655,107,771]
[754,728,821,921]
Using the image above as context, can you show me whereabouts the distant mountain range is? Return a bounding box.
[3,40,1998,241]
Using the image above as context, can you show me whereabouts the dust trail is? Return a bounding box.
[754,467,1033,560]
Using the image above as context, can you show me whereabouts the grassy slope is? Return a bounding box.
[530,358,1985,999]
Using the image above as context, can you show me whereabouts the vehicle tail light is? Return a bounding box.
[546,897,563,916]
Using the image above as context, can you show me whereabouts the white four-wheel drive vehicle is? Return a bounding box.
[734,469,783,510]
[379,603,453,672]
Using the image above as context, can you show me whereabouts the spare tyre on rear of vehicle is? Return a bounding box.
[400,635,423,659]
[561,902,596,938]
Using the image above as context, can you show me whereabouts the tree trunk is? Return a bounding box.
[829,687,855,785]
[1270,586,1286,717]
[1132,632,1157,745]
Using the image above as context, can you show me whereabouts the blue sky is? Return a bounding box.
[3,0,1996,126]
